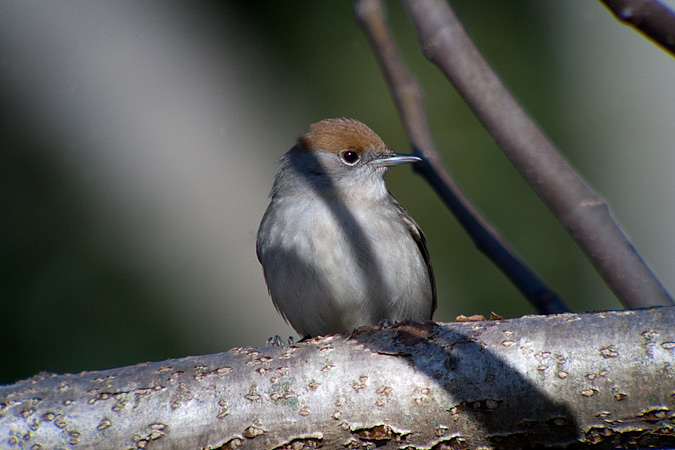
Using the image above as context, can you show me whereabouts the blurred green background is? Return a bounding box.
[2,1,674,384]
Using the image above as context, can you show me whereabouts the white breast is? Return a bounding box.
[257,193,432,337]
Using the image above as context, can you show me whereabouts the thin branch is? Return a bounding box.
[401,0,674,309]
[2,307,674,448]
[600,0,675,57]
[354,0,570,314]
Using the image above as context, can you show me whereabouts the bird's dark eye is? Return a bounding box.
[340,150,360,165]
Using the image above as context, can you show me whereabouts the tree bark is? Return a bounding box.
[1,307,674,449]
[600,0,675,57]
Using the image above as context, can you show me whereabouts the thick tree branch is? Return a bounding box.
[401,0,674,309]
[2,307,675,449]
[600,0,675,57]
[354,0,569,314]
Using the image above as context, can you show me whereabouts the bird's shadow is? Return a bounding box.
[349,321,580,448]
[287,150,579,446]
[287,148,389,305]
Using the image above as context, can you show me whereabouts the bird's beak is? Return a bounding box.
[370,153,421,168]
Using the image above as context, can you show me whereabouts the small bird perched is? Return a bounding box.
[256,118,436,338]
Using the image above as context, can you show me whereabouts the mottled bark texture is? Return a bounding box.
[1,307,674,449]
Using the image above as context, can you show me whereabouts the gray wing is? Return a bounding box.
[392,200,437,319]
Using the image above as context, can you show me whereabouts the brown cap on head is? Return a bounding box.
[297,118,388,155]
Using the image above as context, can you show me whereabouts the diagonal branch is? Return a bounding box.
[600,0,675,57]
[354,0,570,314]
[400,0,673,309]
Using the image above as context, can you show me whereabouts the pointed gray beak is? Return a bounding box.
[370,152,421,168]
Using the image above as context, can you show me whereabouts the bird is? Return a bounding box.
[256,118,436,338]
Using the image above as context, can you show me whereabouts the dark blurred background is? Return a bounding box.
[2,1,674,384]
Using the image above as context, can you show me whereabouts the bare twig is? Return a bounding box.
[401,0,673,309]
[600,0,675,57]
[354,0,569,314]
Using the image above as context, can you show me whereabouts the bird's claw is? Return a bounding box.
[266,335,296,346]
